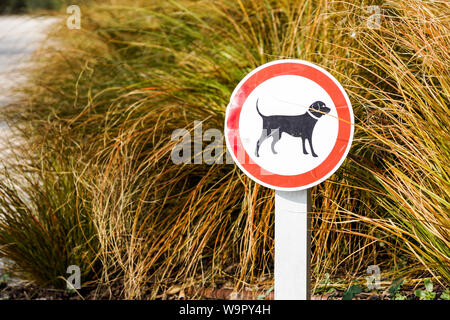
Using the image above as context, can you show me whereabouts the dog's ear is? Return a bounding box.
[310,101,322,110]
[313,101,329,111]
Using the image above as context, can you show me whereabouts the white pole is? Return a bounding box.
[274,189,311,300]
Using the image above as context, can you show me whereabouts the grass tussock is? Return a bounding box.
[0,0,448,298]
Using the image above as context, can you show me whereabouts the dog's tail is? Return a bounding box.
[256,98,266,117]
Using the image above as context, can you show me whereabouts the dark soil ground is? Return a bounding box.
[1,279,447,300]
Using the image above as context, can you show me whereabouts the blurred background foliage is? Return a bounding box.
[0,0,83,14]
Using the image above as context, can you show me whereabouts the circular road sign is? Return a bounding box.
[224,59,354,191]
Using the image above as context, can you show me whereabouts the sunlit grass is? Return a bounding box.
[0,0,448,298]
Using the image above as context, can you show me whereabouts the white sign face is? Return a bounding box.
[225,59,354,191]
[239,75,339,176]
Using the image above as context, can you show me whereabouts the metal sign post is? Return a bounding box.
[274,189,311,300]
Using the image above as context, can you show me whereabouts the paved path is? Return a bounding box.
[0,16,59,107]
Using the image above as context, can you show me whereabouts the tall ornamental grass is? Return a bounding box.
[0,0,448,298]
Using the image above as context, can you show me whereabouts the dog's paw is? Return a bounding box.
[312,153,318,158]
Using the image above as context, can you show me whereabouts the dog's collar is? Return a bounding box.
[307,110,321,120]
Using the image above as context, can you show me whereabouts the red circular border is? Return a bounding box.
[226,62,352,189]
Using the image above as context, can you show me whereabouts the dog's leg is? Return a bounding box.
[271,130,281,154]
[307,138,318,157]
[255,130,270,157]
[301,137,308,155]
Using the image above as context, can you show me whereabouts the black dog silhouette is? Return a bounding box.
[255,99,331,157]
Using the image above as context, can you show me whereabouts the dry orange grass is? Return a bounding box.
[0,0,448,298]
